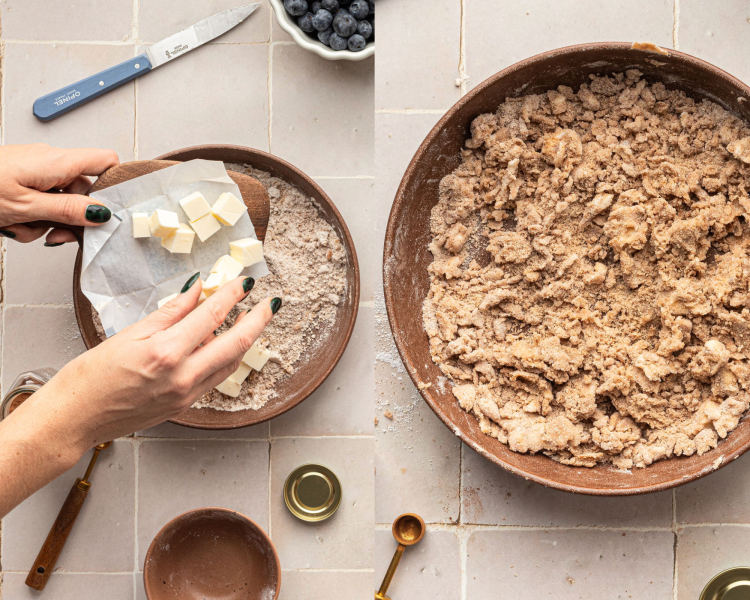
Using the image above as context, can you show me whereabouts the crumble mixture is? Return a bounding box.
[94,165,347,411]
[423,70,750,469]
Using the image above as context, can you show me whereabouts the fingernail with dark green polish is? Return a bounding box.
[44,242,64,247]
[181,272,201,293]
[0,230,16,238]
[271,297,282,314]
[85,204,111,223]
[242,277,255,294]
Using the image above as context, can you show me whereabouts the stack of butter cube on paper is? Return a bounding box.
[79,160,273,399]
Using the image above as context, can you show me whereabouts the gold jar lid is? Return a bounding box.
[283,464,341,522]
[700,567,750,600]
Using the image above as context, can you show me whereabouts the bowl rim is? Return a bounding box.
[383,41,750,496]
[143,506,281,600]
[269,0,374,62]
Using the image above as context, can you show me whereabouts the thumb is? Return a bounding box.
[21,190,111,226]
[130,273,204,339]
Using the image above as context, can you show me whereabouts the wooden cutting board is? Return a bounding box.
[29,159,270,241]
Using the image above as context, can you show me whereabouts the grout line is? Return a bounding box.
[1,570,136,575]
[282,568,375,573]
[673,0,680,50]
[267,39,273,152]
[313,175,375,180]
[457,526,469,600]
[133,438,140,578]
[0,39,269,46]
[375,108,447,115]
[133,77,139,160]
[376,522,684,532]
[130,0,139,43]
[270,41,297,46]
[135,434,374,442]
[4,303,72,308]
[458,0,467,96]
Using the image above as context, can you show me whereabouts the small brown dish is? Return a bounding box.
[72,144,360,429]
[143,507,280,600]
[383,43,750,495]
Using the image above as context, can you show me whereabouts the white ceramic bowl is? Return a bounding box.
[270,0,374,61]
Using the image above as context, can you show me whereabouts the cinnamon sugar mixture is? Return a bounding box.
[196,164,347,411]
[423,71,750,468]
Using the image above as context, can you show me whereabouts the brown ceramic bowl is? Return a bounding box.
[143,507,280,600]
[383,42,750,495]
[73,144,359,429]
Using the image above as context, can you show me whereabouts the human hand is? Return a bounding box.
[36,273,280,452]
[0,143,119,244]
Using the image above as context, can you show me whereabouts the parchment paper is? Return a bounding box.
[80,159,269,337]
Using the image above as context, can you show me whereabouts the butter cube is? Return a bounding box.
[157,293,178,308]
[210,254,244,279]
[203,271,229,297]
[160,223,195,254]
[215,378,242,397]
[242,343,271,371]
[189,213,221,242]
[179,191,211,222]
[132,212,151,238]
[198,290,207,305]
[211,192,246,226]
[228,363,252,385]
[149,209,180,237]
[229,238,264,267]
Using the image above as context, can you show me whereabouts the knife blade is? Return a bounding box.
[33,3,260,122]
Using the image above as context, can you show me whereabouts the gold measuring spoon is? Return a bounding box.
[25,441,113,591]
[375,513,426,600]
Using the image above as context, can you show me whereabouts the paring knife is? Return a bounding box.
[33,3,260,121]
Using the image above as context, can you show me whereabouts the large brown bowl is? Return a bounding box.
[143,507,280,600]
[74,144,359,429]
[383,42,750,495]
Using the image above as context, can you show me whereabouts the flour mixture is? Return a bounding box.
[423,70,750,468]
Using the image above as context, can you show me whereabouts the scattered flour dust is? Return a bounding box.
[92,164,347,411]
[424,70,750,469]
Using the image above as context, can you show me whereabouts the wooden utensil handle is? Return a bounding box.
[25,479,90,591]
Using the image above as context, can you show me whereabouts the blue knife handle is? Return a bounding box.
[33,54,152,121]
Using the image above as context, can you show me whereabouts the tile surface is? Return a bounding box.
[467,529,675,599]
[375,0,461,109]
[137,43,269,159]
[464,0,675,91]
[3,44,136,160]
[271,308,373,437]
[679,0,750,85]
[676,455,750,524]
[2,441,135,571]
[1,306,86,392]
[271,44,374,177]
[462,445,673,527]
[136,440,269,566]
[280,570,374,600]
[138,0,270,44]
[5,237,78,305]
[374,341,461,524]
[375,529,460,600]
[270,437,374,569]
[2,573,134,600]
[677,526,750,599]
[0,0,133,41]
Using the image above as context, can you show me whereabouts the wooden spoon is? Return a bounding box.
[26,159,270,242]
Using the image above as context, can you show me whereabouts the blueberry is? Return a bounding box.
[317,26,334,45]
[348,0,369,19]
[347,33,366,51]
[284,0,308,17]
[298,12,315,32]
[312,8,333,30]
[356,19,372,39]
[332,10,357,36]
[321,0,339,11]
[311,0,322,10]
[329,32,348,50]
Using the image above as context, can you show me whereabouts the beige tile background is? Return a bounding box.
[374,0,750,598]
[0,1,374,598]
